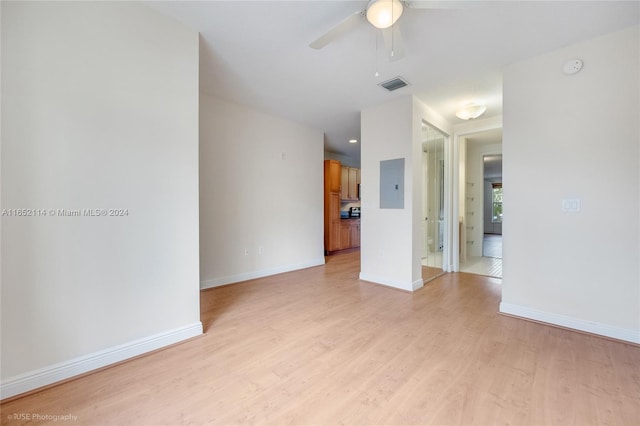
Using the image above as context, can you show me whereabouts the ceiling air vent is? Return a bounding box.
[379,76,409,92]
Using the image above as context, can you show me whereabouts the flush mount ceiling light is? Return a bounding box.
[366,0,404,29]
[455,103,487,120]
[349,139,358,144]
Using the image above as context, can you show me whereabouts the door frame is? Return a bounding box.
[449,116,503,272]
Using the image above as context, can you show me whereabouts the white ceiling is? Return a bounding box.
[147,1,639,164]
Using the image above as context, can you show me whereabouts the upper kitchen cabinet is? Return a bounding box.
[340,166,360,201]
[325,160,341,193]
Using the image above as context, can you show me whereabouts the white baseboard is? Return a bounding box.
[358,272,418,292]
[1,322,203,400]
[200,258,325,289]
[499,303,640,344]
[412,278,424,291]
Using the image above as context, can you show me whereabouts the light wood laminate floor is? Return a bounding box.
[2,251,639,425]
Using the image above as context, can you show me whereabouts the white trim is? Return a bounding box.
[453,115,503,136]
[200,258,325,290]
[499,303,640,344]
[0,322,203,400]
[443,127,453,273]
[359,272,417,292]
[412,278,424,291]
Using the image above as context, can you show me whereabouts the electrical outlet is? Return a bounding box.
[258,246,264,255]
[244,248,249,256]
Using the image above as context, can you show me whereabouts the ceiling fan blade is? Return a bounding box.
[309,10,365,50]
[402,0,464,9]
[381,24,405,62]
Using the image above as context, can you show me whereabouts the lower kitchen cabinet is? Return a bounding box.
[350,220,360,247]
[338,218,360,251]
[327,192,341,252]
[340,221,351,249]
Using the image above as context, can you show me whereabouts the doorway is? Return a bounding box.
[482,155,502,261]
[421,121,446,282]
[458,130,502,278]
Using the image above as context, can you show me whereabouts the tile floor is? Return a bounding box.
[460,234,502,278]
[421,234,502,278]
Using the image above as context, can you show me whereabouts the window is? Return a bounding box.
[492,183,502,223]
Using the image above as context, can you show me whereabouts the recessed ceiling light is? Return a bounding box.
[349,139,358,144]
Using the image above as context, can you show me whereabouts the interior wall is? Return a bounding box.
[458,137,468,263]
[360,96,451,290]
[501,25,639,342]
[360,96,415,290]
[1,1,202,397]
[199,95,325,288]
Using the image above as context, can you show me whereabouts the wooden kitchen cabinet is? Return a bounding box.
[350,219,360,247]
[328,193,341,252]
[338,218,360,251]
[325,160,341,193]
[324,160,342,253]
[340,167,349,200]
[340,166,360,201]
[325,160,361,254]
[340,220,351,250]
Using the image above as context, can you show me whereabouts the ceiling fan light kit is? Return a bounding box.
[366,0,404,29]
[455,103,487,120]
[310,0,453,61]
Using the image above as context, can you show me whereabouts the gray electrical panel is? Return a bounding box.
[380,158,404,209]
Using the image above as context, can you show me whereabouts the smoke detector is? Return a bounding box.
[563,59,583,75]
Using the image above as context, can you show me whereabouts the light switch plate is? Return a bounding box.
[562,198,581,212]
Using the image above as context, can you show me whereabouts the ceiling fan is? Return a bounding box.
[309,0,457,61]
